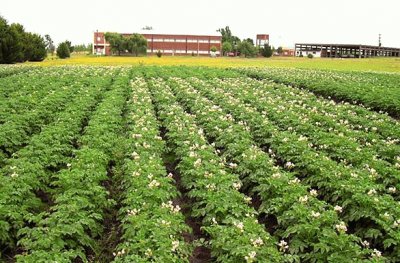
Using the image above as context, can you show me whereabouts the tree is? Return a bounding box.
[45,34,55,54]
[217,26,241,56]
[73,44,92,53]
[104,32,125,55]
[57,42,70,59]
[125,34,147,56]
[65,40,74,53]
[87,43,93,54]
[0,15,47,63]
[25,33,47,61]
[276,46,283,55]
[238,41,257,58]
[244,38,254,46]
[217,26,240,44]
[222,42,232,56]
[9,23,25,62]
[1,23,23,63]
[260,43,273,57]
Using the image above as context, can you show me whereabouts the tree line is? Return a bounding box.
[218,26,277,58]
[104,33,147,56]
[0,16,47,63]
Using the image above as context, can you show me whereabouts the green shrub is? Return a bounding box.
[156,50,162,58]
[307,53,314,59]
[57,42,70,59]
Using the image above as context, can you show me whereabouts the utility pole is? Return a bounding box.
[379,33,381,47]
[378,33,382,57]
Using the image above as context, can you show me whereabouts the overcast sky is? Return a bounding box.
[1,0,399,48]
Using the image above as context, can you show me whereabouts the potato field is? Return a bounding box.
[0,66,399,263]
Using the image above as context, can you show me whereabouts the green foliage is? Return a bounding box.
[222,42,232,56]
[217,26,241,56]
[1,66,400,262]
[73,43,91,53]
[244,38,254,46]
[24,33,47,61]
[156,49,162,58]
[307,53,314,58]
[260,43,273,57]
[105,32,125,55]
[238,41,257,58]
[56,42,71,59]
[105,32,147,56]
[44,34,55,54]
[65,40,74,53]
[276,46,283,55]
[217,26,240,46]
[0,16,47,63]
[125,34,147,56]
[210,46,217,53]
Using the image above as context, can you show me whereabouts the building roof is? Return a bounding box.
[295,43,400,50]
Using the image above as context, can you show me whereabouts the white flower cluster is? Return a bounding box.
[288,178,300,184]
[361,240,370,248]
[229,162,238,169]
[206,183,216,191]
[234,221,244,233]
[334,205,343,213]
[285,162,295,169]
[244,251,257,262]
[131,151,140,160]
[371,249,382,258]
[161,201,181,214]
[393,219,400,228]
[278,239,289,252]
[132,133,142,139]
[171,240,180,252]
[299,195,308,203]
[335,221,347,233]
[311,211,321,218]
[127,208,139,216]
[148,180,160,188]
[113,248,126,257]
[232,181,242,190]
[250,237,264,247]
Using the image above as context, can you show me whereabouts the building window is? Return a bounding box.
[97,37,101,42]
[175,39,186,42]
[187,39,197,43]
[210,40,220,44]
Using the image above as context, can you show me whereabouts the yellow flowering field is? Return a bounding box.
[31,54,400,72]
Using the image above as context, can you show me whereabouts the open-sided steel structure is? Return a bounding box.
[295,43,400,58]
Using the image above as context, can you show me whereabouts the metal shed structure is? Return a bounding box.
[295,43,400,58]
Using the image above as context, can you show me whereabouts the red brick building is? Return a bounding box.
[93,32,222,56]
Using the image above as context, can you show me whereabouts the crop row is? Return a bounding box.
[206,77,400,198]
[0,70,116,259]
[0,73,74,123]
[0,65,32,79]
[112,77,191,262]
[15,69,131,262]
[185,76,400,260]
[149,78,283,262]
[166,77,377,261]
[0,78,87,163]
[240,67,400,118]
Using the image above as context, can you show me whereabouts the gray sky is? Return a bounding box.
[1,0,399,48]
